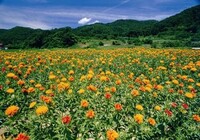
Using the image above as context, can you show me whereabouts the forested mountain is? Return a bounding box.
[74,20,158,38]
[0,27,78,49]
[152,5,200,39]
[0,5,200,49]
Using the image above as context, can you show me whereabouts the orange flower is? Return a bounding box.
[134,114,144,124]
[115,103,122,111]
[131,89,139,97]
[105,92,112,99]
[40,95,52,104]
[15,133,30,140]
[106,129,119,140]
[36,106,48,115]
[81,99,89,108]
[68,76,74,82]
[193,115,200,122]
[27,87,35,93]
[115,80,122,85]
[110,87,116,93]
[62,115,71,124]
[87,85,97,92]
[86,109,95,118]
[17,80,25,86]
[148,118,156,126]
[5,105,19,117]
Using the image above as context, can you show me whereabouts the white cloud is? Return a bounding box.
[78,17,92,25]
[88,20,100,25]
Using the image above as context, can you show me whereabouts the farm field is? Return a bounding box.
[0,48,200,140]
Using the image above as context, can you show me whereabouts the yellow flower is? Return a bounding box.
[36,106,48,115]
[148,118,156,126]
[80,75,86,81]
[6,73,15,78]
[87,74,93,80]
[106,129,119,140]
[191,67,197,72]
[155,105,161,111]
[188,78,195,83]
[29,101,36,108]
[68,70,74,75]
[104,87,110,92]
[156,85,163,90]
[106,71,111,75]
[136,104,143,111]
[35,84,42,88]
[100,76,108,82]
[185,92,194,98]
[61,78,67,82]
[68,89,73,94]
[49,74,56,80]
[29,79,35,84]
[196,83,200,87]
[145,86,152,92]
[172,80,179,85]
[6,88,14,94]
[57,82,70,92]
[5,105,19,117]
[188,85,193,89]
[78,89,85,94]
[46,89,53,94]
[134,114,144,124]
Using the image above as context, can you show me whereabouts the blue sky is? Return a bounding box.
[0,0,199,29]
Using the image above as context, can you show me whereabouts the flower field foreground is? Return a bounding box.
[0,48,200,140]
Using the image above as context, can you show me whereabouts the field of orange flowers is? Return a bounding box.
[0,48,200,140]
